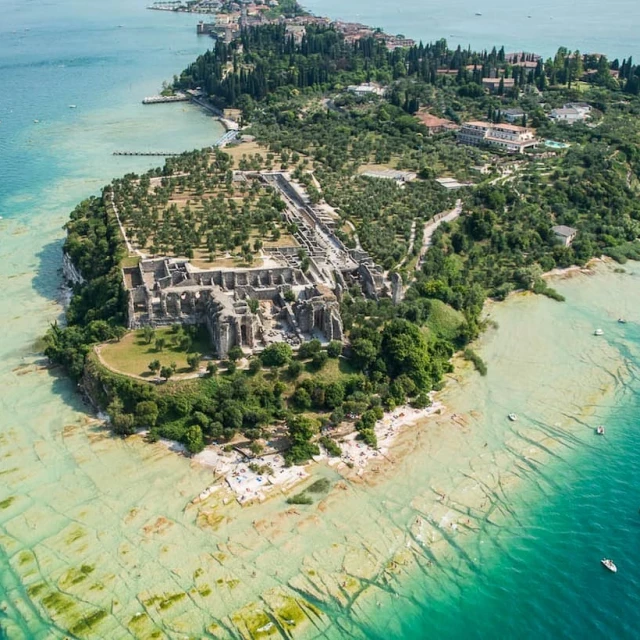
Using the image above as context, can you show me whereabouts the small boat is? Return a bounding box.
[69,104,77,109]
[601,558,617,573]
[596,426,605,435]
[475,12,482,16]
[33,119,40,123]
[508,413,518,422]
[618,318,627,324]
[594,329,604,336]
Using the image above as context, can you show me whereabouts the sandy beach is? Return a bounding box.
[193,447,310,505]
[184,401,445,507]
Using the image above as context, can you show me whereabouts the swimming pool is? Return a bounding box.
[545,139,571,149]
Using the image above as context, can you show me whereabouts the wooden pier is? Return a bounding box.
[113,151,180,157]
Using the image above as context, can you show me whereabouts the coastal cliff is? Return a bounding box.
[62,250,85,286]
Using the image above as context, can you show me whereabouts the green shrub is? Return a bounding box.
[327,341,342,358]
[287,360,303,379]
[463,348,487,376]
[358,428,377,448]
[319,436,342,457]
[532,279,565,302]
[286,492,313,505]
[311,351,329,371]
[298,339,322,359]
[307,478,331,493]
[261,342,293,367]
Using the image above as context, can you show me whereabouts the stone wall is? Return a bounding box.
[204,296,261,359]
[123,258,347,356]
[294,286,343,343]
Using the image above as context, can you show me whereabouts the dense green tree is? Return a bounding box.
[160,366,173,380]
[148,359,161,374]
[298,339,322,359]
[327,341,342,358]
[187,353,201,371]
[185,425,205,454]
[228,346,244,362]
[135,400,159,428]
[261,342,293,367]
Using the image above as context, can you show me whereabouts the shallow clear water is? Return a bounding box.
[2,0,640,638]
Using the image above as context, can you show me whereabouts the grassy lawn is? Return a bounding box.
[99,326,212,378]
[424,300,465,341]
[298,356,357,385]
[237,355,358,406]
[120,256,141,268]
[356,161,399,174]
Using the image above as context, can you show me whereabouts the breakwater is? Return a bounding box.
[142,93,189,104]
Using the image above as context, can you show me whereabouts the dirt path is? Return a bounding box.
[416,199,463,271]
[397,219,417,268]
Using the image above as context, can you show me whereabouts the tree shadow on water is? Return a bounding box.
[48,366,95,414]
[32,238,67,304]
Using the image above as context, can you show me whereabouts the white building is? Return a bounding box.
[457,121,538,154]
[552,225,577,247]
[502,108,525,123]
[549,102,592,124]
[346,82,385,97]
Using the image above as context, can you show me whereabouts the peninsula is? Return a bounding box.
[46,6,640,498]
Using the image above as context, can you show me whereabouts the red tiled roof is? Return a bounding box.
[416,112,456,128]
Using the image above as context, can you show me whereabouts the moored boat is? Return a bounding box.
[601,558,617,573]
[594,328,604,336]
[596,425,605,435]
[508,413,518,422]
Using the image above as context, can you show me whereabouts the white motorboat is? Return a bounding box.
[601,558,617,573]
[508,413,518,422]
[618,318,627,324]
[596,426,605,435]
[594,329,604,336]
[69,104,77,109]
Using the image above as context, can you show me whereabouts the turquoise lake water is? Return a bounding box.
[1,0,640,638]
[304,0,640,59]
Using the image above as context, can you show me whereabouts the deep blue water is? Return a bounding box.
[394,391,640,640]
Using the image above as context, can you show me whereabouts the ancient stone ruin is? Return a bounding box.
[123,258,343,358]
[120,171,394,358]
